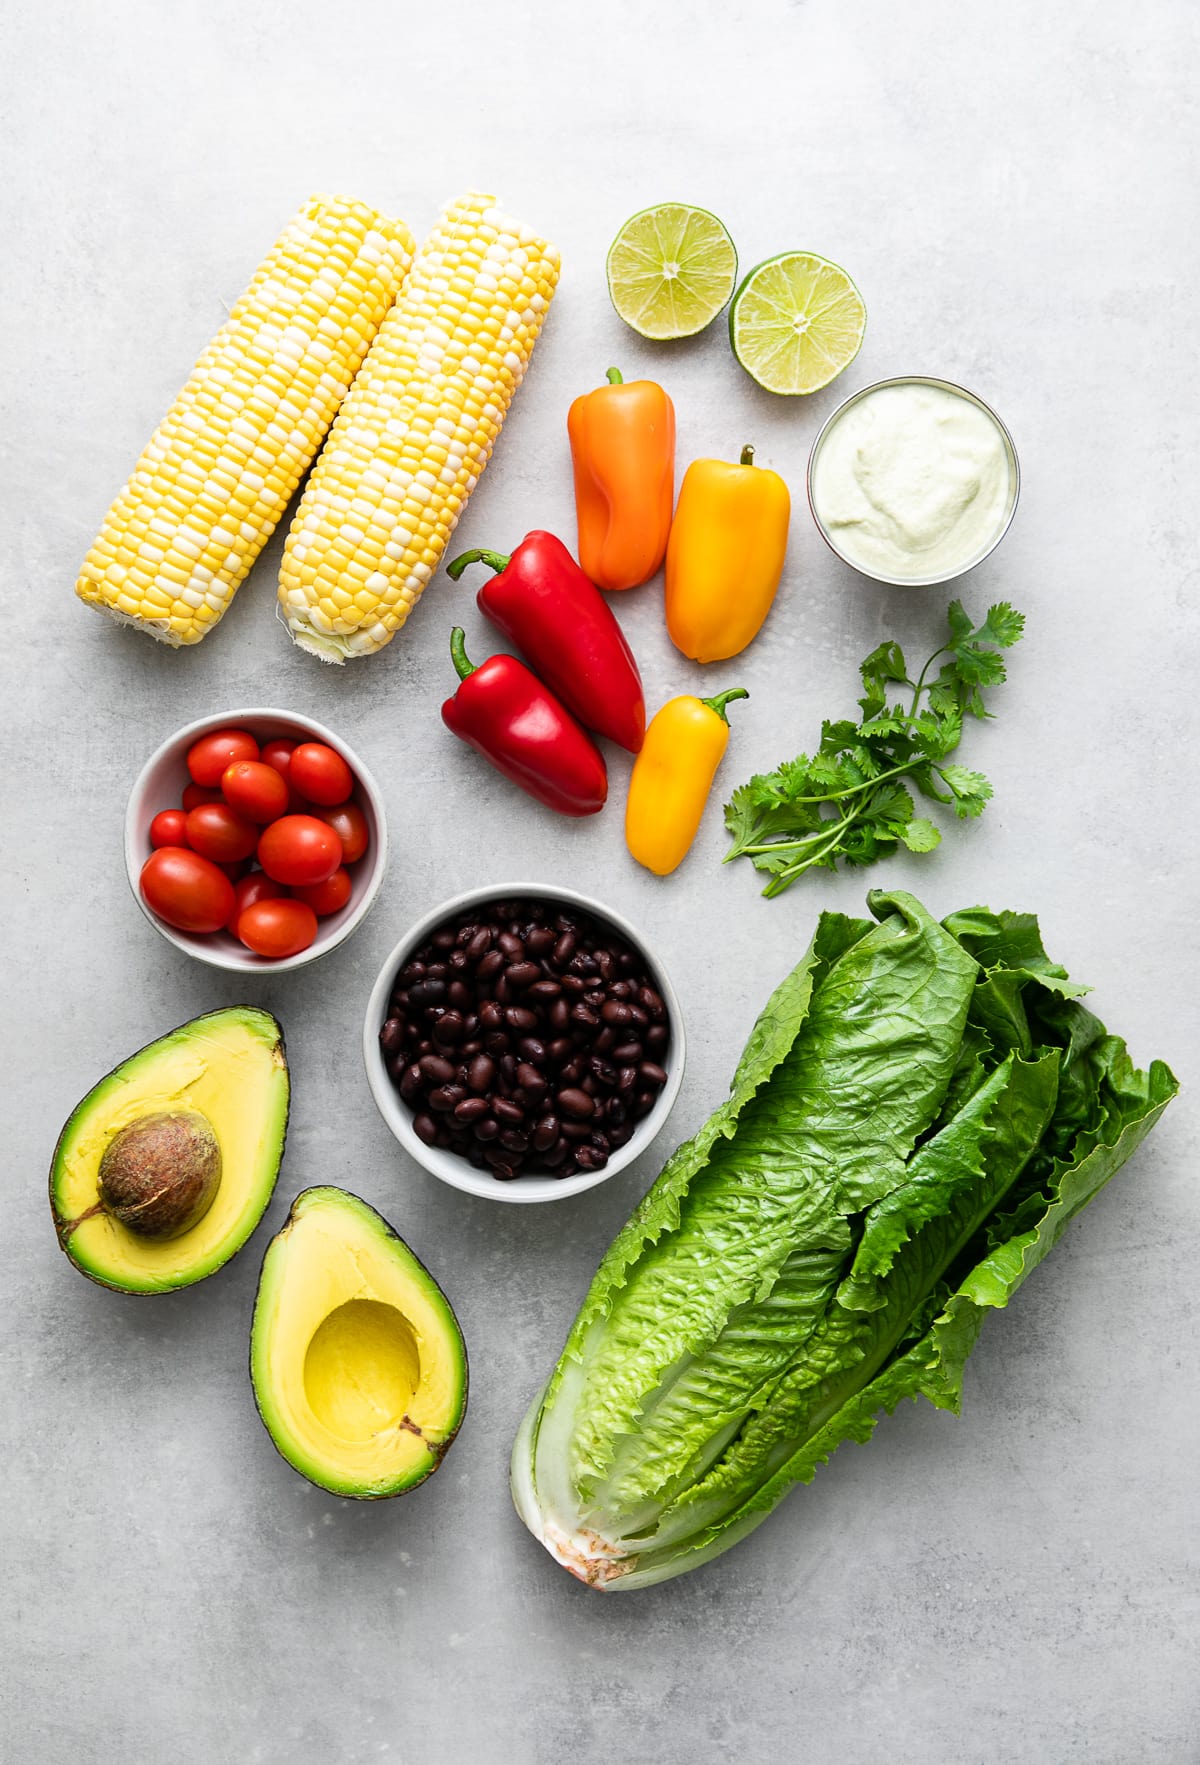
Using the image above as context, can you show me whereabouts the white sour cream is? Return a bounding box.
[809,379,1016,583]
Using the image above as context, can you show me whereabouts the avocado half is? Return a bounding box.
[250,1188,468,1499]
[49,1007,289,1294]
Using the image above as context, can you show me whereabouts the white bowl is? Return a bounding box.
[125,707,388,974]
[362,883,686,1204]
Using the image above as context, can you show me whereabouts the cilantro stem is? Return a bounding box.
[729,758,918,846]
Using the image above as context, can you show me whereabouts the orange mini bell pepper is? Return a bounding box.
[665,444,791,663]
[567,368,675,591]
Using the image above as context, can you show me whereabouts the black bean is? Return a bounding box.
[594,1028,617,1054]
[409,979,446,1008]
[517,1062,547,1095]
[610,1124,632,1148]
[447,981,472,1011]
[526,927,555,957]
[601,1000,633,1027]
[561,1121,592,1142]
[418,1054,456,1086]
[583,989,606,1009]
[493,1097,525,1125]
[448,949,469,972]
[425,962,448,979]
[431,930,456,951]
[467,1054,495,1093]
[570,1004,599,1029]
[575,1146,608,1172]
[506,961,540,990]
[454,1097,489,1123]
[638,987,666,1019]
[399,1064,424,1103]
[432,1012,465,1047]
[465,927,492,961]
[548,998,570,1033]
[552,931,576,967]
[380,1016,405,1052]
[532,1115,559,1150]
[557,1087,594,1120]
[483,1031,509,1058]
[517,1036,546,1063]
[412,1113,438,1146]
[589,1057,617,1087]
[505,1006,538,1033]
[606,1099,627,1126]
[645,1024,669,1054]
[497,931,525,960]
[595,951,615,983]
[632,1089,657,1119]
[559,1059,585,1085]
[618,1065,638,1092]
[542,1139,570,1168]
[612,1040,642,1063]
[639,1061,669,1087]
[493,975,511,1005]
[477,949,504,980]
[610,980,635,1000]
[429,1084,465,1113]
[528,979,561,1003]
[473,1118,500,1143]
[560,974,587,995]
[479,1000,504,1031]
[499,1129,529,1155]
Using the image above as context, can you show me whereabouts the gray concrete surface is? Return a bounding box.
[4,3,1198,1761]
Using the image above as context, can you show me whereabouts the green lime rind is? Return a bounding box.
[729,250,866,395]
[606,202,738,340]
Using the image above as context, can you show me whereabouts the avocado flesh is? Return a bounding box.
[251,1188,468,1498]
[50,1008,289,1294]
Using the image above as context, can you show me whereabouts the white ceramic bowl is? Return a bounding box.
[363,883,686,1204]
[125,707,388,974]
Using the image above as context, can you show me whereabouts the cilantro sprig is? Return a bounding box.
[724,600,1024,897]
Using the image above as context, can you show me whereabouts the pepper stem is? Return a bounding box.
[449,627,477,681]
[605,367,624,385]
[702,687,749,724]
[740,444,755,466]
[445,547,511,581]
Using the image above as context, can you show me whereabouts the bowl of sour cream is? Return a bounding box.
[807,376,1019,587]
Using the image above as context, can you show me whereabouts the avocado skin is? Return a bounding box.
[250,1187,469,1500]
[49,1007,290,1295]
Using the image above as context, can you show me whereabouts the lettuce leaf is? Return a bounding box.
[511,892,1178,1591]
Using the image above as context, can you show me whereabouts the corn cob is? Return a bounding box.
[277,191,561,662]
[77,196,415,647]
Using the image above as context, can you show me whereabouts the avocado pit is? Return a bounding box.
[97,1109,222,1240]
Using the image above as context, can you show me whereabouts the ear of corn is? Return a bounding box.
[76,196,415,647]
[277,191,561,663]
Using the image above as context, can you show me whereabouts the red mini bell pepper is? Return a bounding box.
[446,532,646,753]
[441,628,608,818]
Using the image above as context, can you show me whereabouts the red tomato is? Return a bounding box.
[259,739,308,812]
[289,742,354,807]
[221,760,290,823]
[150,810,188,849]
[292,868,352,917]
[187,727,259,787]
[182,783,223,813]
[314,802,369,864]
[232,871,286,920]
[237,898,318,959]
[140,848,235,935]
[257,815,342,886]
[186,802,259,864]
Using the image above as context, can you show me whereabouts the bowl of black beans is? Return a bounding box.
[362,885,685,1202]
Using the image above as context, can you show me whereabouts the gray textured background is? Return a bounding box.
[4,3,1198,1761]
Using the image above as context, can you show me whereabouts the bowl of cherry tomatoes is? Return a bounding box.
[125,708,387,972]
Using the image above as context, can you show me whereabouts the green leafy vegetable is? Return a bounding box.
[723,601,1024,896]
[511,891,1176,1591]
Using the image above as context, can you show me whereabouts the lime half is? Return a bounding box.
[606,203,738,340]
[729,251,866,394]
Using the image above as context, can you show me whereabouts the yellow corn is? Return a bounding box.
[77,196,414,647]
[277,190,560,662]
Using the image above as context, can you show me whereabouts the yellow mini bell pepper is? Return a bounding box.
[665,444,791,662]
[625,688,748,876]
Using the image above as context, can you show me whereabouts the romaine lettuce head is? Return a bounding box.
[511,891,1177,1590]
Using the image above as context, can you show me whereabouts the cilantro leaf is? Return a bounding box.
[723,599,1023,896]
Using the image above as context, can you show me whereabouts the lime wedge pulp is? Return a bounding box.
[729,251,866,394]
[606,203,738,340]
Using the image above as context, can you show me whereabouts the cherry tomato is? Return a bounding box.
[289,742,354,807]
[187,727,259,788]
[292,868,352,917]
[314,802,369,864]
[150,810,188,849]
[186,802,259,864]
[221,759,289,824]
[237,898,318,959]
[140,848,235,935]
[232,871,286,921]
[182,783,223,813]
[257,815,343,886]
[260,739,308,812]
